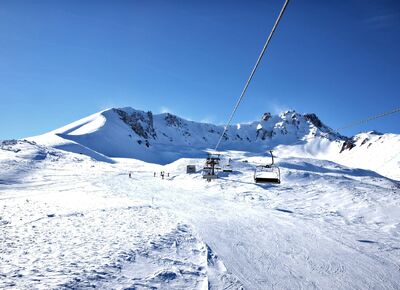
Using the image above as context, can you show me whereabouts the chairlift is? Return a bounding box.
[202,153,220,180]
[254,151,281,184]
[222,158,233,172]
[222,164,233,173]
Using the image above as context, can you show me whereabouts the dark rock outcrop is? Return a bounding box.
[114,109,157,140]
[304,113,323,128]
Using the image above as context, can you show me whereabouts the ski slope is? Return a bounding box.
[1,140,400,289]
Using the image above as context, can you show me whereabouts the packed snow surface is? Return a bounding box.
[1,140,400,289]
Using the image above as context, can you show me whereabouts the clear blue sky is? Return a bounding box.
[1,0,399,139]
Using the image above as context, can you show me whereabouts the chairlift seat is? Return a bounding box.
[223,164,233,172]
[254,165,281,184]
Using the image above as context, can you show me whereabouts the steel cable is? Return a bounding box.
[214,0,290,151]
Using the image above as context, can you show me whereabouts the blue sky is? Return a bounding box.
[1,0,399,139]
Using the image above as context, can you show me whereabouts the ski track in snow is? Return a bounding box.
[1,141,400,289]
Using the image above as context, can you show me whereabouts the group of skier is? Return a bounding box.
[128,171,169,179]
[155,171,169,179]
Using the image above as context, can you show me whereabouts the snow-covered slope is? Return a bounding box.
[1,140,400,289]
[274,131,400,180]
[335,131,400,180]
[28,107,400,179]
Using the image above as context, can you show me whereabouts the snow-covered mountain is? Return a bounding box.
[2,110,400,289]
[28,107,400,179]
[29,107,340,160]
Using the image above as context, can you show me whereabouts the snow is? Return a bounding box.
[333,132,400,180]
[2,107,399,288]
[1,140,400,289]
[27,107,400,180]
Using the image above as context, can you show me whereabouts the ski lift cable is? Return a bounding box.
[379,151,400,170]
[214,0,290,151]
[335,107,400,131]
[282,106,400,148]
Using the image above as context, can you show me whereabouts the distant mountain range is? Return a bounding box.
[27,107,400,180]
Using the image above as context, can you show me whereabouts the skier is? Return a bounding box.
[128,172,132,178]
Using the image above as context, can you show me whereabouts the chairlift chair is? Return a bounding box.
[222,158,233,172]
[222,164,233,173]
[254,151,281,184]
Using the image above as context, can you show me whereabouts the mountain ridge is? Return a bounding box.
[27,106,400,180]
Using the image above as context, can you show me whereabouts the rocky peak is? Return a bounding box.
[304,113,323,128]
[262,112,272,121]
[164,113,183,127]
[114,108,157,140]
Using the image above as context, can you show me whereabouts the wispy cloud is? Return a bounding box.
[270,102,292,115]
[159,106,195,121]
[159,106,173,114]
[364,11,400,29]
[200,116,215,124]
